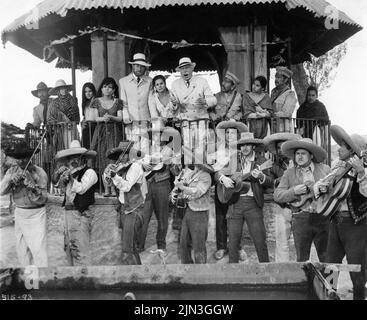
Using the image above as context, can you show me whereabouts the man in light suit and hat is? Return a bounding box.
[27,82,53,128]
[210,72,243,123]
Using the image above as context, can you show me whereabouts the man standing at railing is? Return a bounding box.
[120,53,152,153]
[27,82,53,128]
[171,57,217,163]
[209,72,242,124]
[271,67,297,133]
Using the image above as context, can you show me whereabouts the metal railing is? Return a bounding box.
[25,117,332,194]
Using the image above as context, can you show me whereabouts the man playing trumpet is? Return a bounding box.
[53,140,97,266]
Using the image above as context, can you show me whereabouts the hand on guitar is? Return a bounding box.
[294,184,309,196]
[251,169,265,181]
[220,176,235,189]
[348,155,365,177]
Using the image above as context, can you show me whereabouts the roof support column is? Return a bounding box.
[70,40,76,99]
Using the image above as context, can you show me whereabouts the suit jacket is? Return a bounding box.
[216,152,273,209]
[119,73,152,121]
[32,99,52,127]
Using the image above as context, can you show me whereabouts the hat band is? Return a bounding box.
[178,62,193,68]
[132,59,148,63]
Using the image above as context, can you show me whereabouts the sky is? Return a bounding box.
[0,0,366,135]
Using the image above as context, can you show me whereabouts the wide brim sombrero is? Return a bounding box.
[106,141,135,161]
[49,80,74,96]
[55,140,97,162]
[331,125,366,156]
[263,133,302,155]
[281,138,327,163]
[237,132,263,147]
[216,121,248,133]
[31,83,52,98]
[4,141,39,159]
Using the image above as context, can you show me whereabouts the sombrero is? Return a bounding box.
[281,138,327,163]
[128,53,151,67]
[49,79,74,96]
[216,121,248,133]
[175,57,196,72]
[106,141,145,162]
[55,140,97,162]
[223,72,240,85]
[331,125,366,156]
[263,133,302,155]
[31,82,52,98]
[237,132,263,147]
[4,140,39,159]
[276,66,293,79]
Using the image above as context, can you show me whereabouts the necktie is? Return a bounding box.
[137,77,141,84]
[186,81,190,88]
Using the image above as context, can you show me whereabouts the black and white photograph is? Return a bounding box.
[0,0,366,306]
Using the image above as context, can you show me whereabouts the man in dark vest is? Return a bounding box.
[314,125,367,300]
[106,141,147,265]
[53,140,97,266]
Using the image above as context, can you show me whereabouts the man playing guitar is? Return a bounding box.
[314,125,367,300]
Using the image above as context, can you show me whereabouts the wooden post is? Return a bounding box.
[70,41,76,99]
[254,25,268,80]
[287,38,292,70]
[103,32,108,78]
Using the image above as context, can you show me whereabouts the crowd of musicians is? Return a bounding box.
[1,54,366,300]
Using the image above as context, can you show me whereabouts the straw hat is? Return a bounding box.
[175,57,196,72]
[263,133,302,155]
[216,121,248,133]
[276,66,293,79]
[224,72,240,85]
[281,138,327,163]
[331,125,367,156]
[31,82,52,98]
[128,53,151,67]
[49,79,74,96]
[238,132,263,147]
[4,140,39,159]
[55,140,97,162]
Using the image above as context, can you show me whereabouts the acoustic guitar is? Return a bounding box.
[316,150,367,217]
[289,181,315,209]
[217,159,273,204]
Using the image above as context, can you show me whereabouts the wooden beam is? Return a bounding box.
[103,32,108,78]
[70,41,76,99]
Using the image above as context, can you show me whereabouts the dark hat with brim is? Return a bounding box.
[106,141,145,162]
[4,141,39,159]
[281,138,327,163]
[216,121,249,133]
[31,82,52,98]
[263,133,302,155]
[55,140,96,162]
[331,125,366,156]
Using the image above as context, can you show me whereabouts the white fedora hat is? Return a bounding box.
[175,57,196,71]
[128,53,151,67]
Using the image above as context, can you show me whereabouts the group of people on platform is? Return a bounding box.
[2,54,366,300]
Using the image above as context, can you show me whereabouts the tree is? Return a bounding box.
[292,43,348,104]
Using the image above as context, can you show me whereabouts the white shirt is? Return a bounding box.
[66,168,98,205]
[112,162,147,207]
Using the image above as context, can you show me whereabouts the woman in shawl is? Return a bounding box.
[90,77,123,197]
[242,76,273,139]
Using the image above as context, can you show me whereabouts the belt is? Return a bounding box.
[65,204,77,211]
[17,204,45,210]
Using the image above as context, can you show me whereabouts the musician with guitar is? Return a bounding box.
[138,127,182,255]
[0,140,48,267]
[212,120,249,261]
[274,138,331,263]
[315,125,367,300]
[264,133,301,262]
[223,132,273,264]
[53,140,98,266]
[106,141,148,265]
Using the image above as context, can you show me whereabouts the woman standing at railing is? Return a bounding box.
[148,75,178,128]
[90,77,124,197]
[243,76,273,139]
[81,83,98,149]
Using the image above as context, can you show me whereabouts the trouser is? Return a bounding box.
[227,197,269,263]
[214,186,229,251]
[291,211,329,262]
[180,208,209,264]
[14,206,48,267]
[275,207,292,262]
[326,215,367,300]
[64,209,93,266]
[120,205,144,265]
[139,179,171,250]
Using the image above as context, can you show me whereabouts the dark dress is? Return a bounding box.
[90,98,124,171]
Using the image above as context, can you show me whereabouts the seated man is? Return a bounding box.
[274,138,331,262]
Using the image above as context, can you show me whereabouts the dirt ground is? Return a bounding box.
[0,195,356,299]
